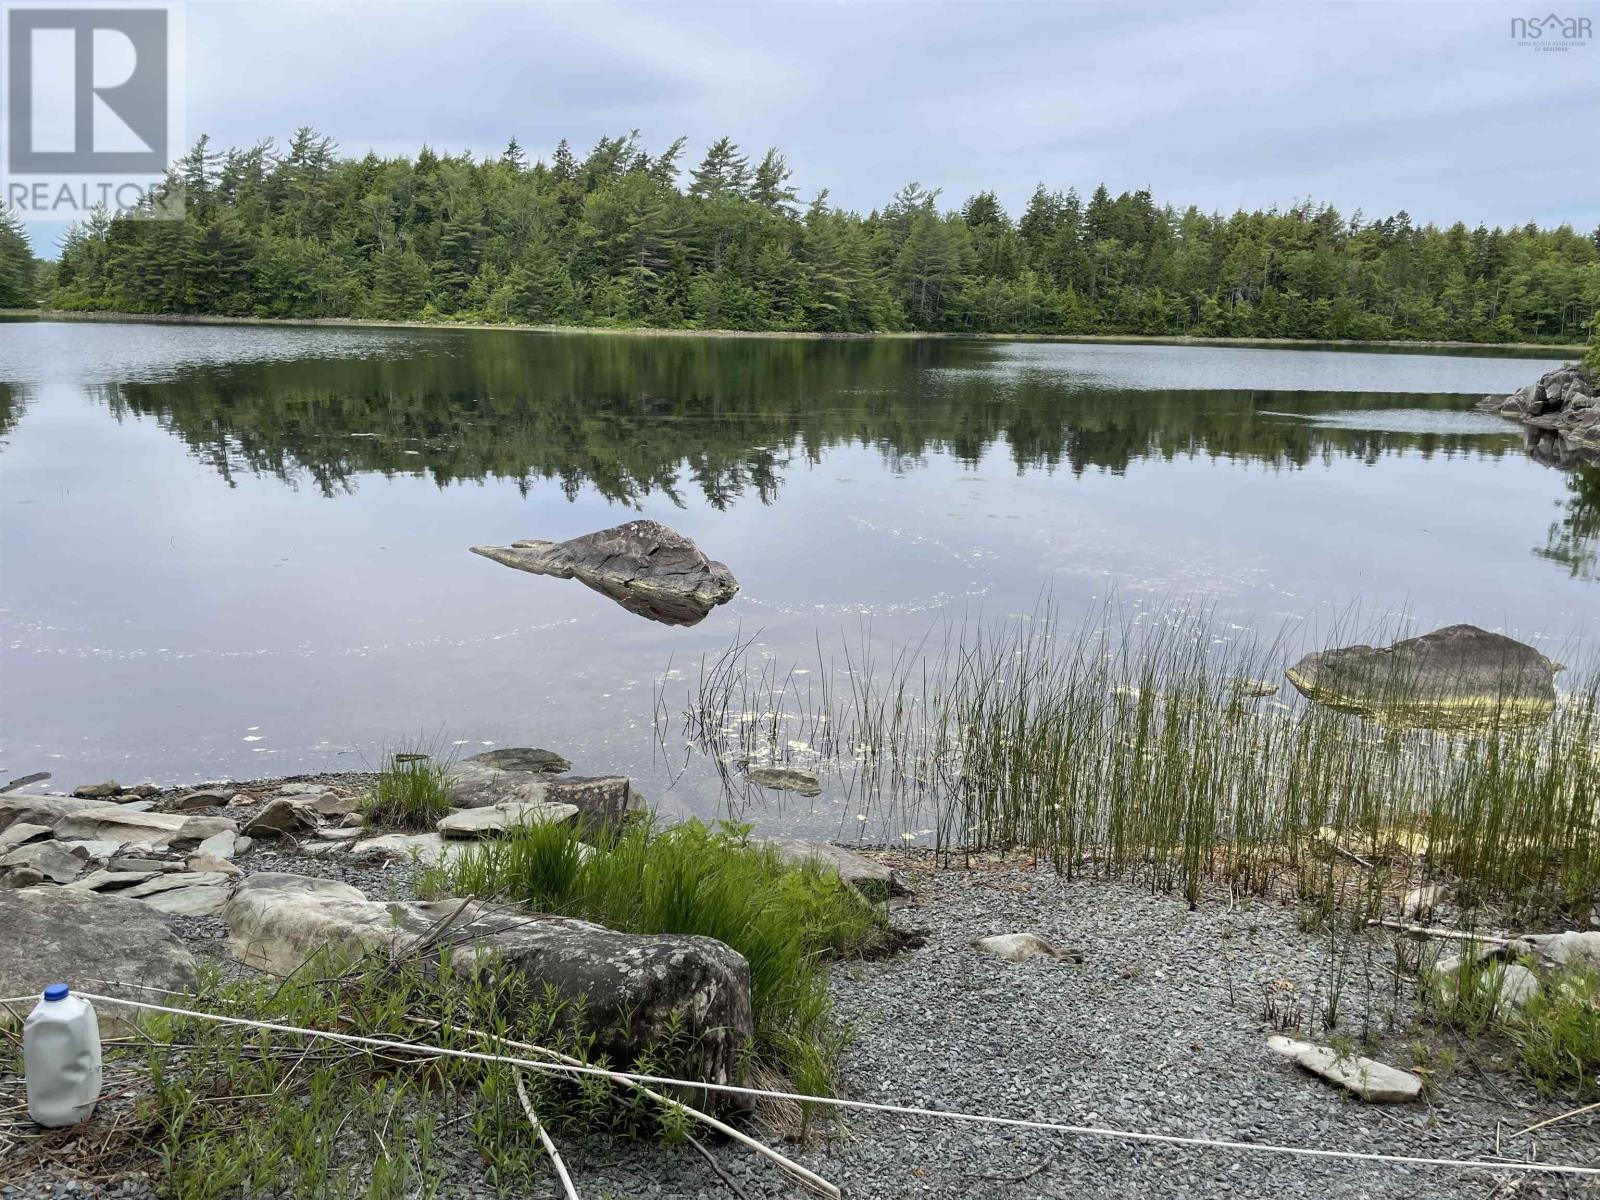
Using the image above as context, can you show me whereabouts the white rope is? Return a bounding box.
[47,990,1600,1180]
[514,1069,580,1200]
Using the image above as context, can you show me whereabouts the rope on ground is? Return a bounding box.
[52,990,1600,1182]
[417,1017,840,1199]
[513,1068,580,1200]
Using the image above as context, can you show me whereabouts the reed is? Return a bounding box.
[674,603,1599,924]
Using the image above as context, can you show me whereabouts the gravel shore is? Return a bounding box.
[567,854,1600,1200]
[7,805,1600,1200]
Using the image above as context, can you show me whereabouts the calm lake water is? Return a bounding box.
[1,320,1592,833]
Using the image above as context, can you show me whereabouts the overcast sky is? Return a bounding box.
[30,0,1600,253]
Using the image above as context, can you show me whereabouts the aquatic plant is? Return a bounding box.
[674,604,1599,923]
[361,747,455,830]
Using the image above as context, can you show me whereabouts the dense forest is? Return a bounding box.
[13,129,1600,344]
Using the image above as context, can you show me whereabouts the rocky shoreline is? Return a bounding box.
[5,754,1600,1199]
[1480,362,1599,463]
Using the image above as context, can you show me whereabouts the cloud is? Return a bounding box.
[24,0,1600,252]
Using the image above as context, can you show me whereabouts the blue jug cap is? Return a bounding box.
[43,983,69,1001]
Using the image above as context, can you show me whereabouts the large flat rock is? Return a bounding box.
[754,836,898,899]
[222,874,754,1084]
[1,793,238,852]
[437,801,578,839]
[349,831,475,866]
[445,750,563,809]
[0,888,198,1038]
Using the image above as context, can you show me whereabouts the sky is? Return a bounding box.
[24,0,1600,254]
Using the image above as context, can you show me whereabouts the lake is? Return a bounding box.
[1,319,1591,835]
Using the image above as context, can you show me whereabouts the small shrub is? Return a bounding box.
[362,750,452,830]
[1508,965,1600,1098]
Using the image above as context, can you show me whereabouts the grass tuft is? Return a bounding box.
[362,749,453,830]
[419,816,889,1100]
[1508,965,1600,1098]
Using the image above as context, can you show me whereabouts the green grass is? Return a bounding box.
[1507,964,1600,1098]
[361,749,453,830]
[418,816,890,1100]
[675,605,1600,924]
[114,958,693,1200]
[1427,955,1600,1100]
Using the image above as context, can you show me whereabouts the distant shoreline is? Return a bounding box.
[1,308,1587,355]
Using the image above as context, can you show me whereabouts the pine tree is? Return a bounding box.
[689,137,750,200]
[0,207,34,307]
[550,139,577,182]
[749,149,798,215]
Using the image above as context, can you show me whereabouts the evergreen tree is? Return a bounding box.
[0,207,34,306]
[41,129,1600,343]
[689,137,750,200]
[749,149,798,215]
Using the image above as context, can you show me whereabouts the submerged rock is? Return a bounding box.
[1286,624,1558,728]
[223,874,754,1085]
[1267,1036,1422,1103]
[744,765,822,797]
[472,519,739,626]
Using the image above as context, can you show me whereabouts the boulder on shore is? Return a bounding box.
[445,747,570,809]
[222,874,754,1086]
[472,519,739,626]
[1479,364,1599,462]
[754,836,899,899]
[1286,624,1559,728]
[0,888,198,1038]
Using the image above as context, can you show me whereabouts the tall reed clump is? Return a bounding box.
[361,748,454,830]
[675,604,1600,924]
[419,816,889,1100]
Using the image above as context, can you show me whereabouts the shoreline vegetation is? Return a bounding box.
[1,308,1589,354]
[8,129,1597,347]
[675,606,1598,921]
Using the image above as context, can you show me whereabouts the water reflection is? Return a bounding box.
[66,335,1534,507]
[1538,464,1600,580]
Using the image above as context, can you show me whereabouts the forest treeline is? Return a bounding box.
[9,129,1600,345]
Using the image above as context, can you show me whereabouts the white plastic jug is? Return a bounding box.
[23,984,102,1127]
